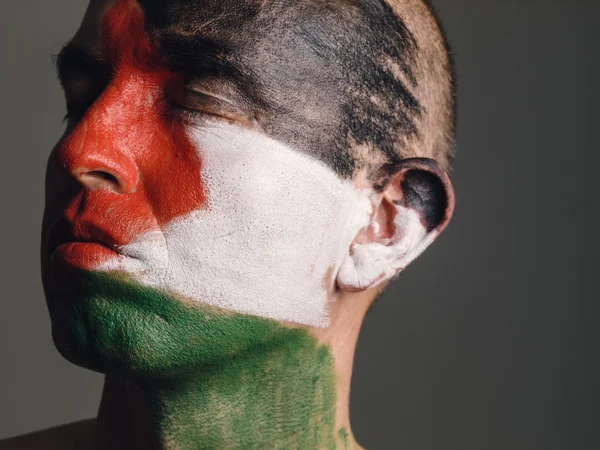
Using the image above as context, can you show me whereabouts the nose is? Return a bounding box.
[56,112,140,194]
[78,169,122,192]
[68,148,139,194]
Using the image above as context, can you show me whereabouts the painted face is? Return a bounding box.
[42,0,385,343]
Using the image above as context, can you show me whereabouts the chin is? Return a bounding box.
[44,269,289,381]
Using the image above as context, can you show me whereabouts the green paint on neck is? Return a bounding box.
[150,329,336,449]
[339,428,350,449]
[50,271,348,449]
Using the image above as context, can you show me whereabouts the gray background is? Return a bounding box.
[0,0,596,449]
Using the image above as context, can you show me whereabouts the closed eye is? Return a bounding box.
[171,88,248,124]
[61,72,105,121]
[53,43,110,122]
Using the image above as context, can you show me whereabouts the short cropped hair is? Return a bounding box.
[351,0,456,174]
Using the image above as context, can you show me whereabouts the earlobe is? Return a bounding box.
[337,158,455,293]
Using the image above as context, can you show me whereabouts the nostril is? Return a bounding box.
[86,170,119,184]
[79,170,123,191]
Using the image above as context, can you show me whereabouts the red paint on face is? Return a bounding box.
[48,0,206,269]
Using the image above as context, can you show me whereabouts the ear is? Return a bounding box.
[337,158,455,292]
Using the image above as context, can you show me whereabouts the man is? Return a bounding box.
[1,0,455,448]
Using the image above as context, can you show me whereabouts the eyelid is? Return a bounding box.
[61,71,95,95]
[55,45,109,90]
[176,87,247,123]
[185,87,235,106]
[61,74,102,106]
[59,69,108,125]
[182,88,239,113]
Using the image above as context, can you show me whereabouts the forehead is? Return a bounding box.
[73,0,419,177]
[78,0,362,52]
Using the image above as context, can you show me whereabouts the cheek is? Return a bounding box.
[190,123,370,262]
[111,123,372,327]
[200,135,343,249]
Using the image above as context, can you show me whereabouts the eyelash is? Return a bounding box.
[60,97,225,127]
[167,101,224,125]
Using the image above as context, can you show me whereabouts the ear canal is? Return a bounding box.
[397,169,448,232]
[336,158,454,293]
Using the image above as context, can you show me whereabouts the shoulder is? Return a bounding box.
[0,420,96,450]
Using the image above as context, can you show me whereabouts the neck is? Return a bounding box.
[95,303,366,450]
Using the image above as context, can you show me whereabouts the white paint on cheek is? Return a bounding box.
[117,230,169,272]
[101,121,372,327]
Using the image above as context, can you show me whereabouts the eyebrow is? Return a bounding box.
[53,43,109,85]
[54,34,272,113]
[157,32,241,77]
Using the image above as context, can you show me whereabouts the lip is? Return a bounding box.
[46,216,129,270]
[52,241,120,270]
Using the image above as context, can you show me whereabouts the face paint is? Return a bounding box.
[337,205,436,291]
[99,120,373,327]
[49,0,206,268]
[50,270,340,448]
[135,0,423,178]
[45,0,373,328]
[41,2,450,448]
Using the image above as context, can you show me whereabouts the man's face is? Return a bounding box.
[42,0,382,372]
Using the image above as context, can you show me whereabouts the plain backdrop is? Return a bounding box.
[0,1,597,449]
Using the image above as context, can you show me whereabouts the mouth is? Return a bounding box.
[46,218,128,270]
[52,241,120,269]
[45,215,169,274]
